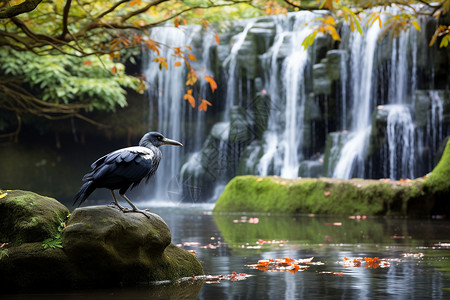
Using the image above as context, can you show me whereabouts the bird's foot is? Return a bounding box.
[123,209,151,218]
[109,201,127,211]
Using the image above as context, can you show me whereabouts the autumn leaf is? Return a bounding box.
[152,56,168,70]
[129,0,141,6]
[83,60,91,66]
[184,89,195,108]
[186,71,197,85]
[112,66,116,73]
[204,75,217,93]
[174,61,182,67]
[198,99,212,111]
[187,53,197,61]
[411,20,421,31]
[326,25,341,41]
[215,33,220,44]
[174,17,179,28]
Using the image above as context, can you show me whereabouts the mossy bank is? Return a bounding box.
[0,190,204,290]
[214,139,450,216]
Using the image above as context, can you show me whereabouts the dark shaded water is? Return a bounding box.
[4,204,450,299]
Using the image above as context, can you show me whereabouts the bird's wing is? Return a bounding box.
[83,147,158,185]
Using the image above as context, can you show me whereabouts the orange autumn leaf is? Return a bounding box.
[184,89,195,108]
[204,75,217,93]
[152,56,168,70]
[186,71,197,86]
[198,99,212,111]
[112,66,116,73]
[174,17,179,28]
[187,53,197,61]
[174,61,182,67]
[83,60,91,66]
[129,0,140,6]
[215,32,220,44]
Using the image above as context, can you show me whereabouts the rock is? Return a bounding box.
[312,63,332,95]
[229,106,252,142]
[214,139,450,216]
[0,190,69,245]
[0,198,204,290]
[326,50,346,81]
[298,159,323,178]
[62,206,203,285]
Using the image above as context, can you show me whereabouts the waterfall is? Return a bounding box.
[332,22,381,179]
[141,10,449,202]
[143,27,191,200]
[257,12,314,178]
[386,105,415,179]
[223,20,256,117]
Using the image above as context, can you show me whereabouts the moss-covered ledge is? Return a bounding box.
[214,140,450,216]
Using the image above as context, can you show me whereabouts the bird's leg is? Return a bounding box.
[109,190,128,211]
[119,193,151,218]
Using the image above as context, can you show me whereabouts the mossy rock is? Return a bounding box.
[0,190,69,245]
[61,206,204,286]
[214,139,450,216]
[0,199,204,290]
[214,176,428,216]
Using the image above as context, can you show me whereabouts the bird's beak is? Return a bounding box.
[162,137,183,147]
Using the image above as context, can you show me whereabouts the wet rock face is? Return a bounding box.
[0,195,204,290]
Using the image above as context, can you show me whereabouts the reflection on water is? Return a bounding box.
[3,205,450,299]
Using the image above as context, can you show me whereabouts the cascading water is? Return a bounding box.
[143,27,191,200]
[142,10,449,202]
[257,12,315,178]
[386,105,415,180]
[332,22,381,179]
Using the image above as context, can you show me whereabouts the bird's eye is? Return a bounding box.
[158,136,163,140]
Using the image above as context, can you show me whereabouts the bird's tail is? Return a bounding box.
[73,181,96,207]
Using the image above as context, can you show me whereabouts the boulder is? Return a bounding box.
[0,197,204,290]
[0,190,69,245]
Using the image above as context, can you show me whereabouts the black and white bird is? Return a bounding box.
[73,132,183,217]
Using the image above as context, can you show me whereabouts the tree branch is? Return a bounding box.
[0,0,42,18]
[60,0,72,40]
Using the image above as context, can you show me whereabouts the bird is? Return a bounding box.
[73,131,183,218]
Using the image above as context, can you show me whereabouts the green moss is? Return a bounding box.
[0,190,69,245]
[424,139,450,195]
[215,139,450,216]
[214,175,442,216]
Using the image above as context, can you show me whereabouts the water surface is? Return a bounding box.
[4,204,450,299]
